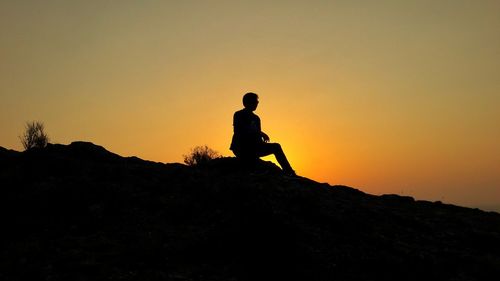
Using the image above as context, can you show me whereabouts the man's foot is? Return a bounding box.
[283,169,298,178]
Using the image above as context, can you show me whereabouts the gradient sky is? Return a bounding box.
[1,0,499,210]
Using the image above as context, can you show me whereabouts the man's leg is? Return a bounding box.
[257,143,294,174]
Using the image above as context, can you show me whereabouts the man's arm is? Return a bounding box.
[261,132,270,142]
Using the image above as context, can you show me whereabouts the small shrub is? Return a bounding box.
[183,145,220,166]
[19,121,49,150]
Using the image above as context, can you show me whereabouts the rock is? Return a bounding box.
[0,142,499,281]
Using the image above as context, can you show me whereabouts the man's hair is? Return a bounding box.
[243,92,258,108]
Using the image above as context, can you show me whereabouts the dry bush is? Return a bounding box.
[183,145,220,166]
[20,121,49,150]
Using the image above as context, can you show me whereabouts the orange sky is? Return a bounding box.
[1,1,499,210]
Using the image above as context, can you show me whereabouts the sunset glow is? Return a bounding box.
[1,1,499,210]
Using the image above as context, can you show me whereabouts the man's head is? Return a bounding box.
[243,92,259,111]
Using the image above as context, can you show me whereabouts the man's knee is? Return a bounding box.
[270,143,282,152]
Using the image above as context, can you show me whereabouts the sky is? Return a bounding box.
[1,0,499,211]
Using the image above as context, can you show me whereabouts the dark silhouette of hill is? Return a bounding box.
[1,142,499,281]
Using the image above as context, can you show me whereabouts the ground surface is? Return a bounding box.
[1,142,500,280]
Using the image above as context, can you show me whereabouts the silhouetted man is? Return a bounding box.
[230,92,296,176]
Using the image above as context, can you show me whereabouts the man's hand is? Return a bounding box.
[261,132,270,142]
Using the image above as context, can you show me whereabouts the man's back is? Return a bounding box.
[230,108,262,154]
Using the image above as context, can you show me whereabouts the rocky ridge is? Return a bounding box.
[1,142,499,280]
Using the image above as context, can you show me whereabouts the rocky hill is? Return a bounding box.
[1,142,499,281]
